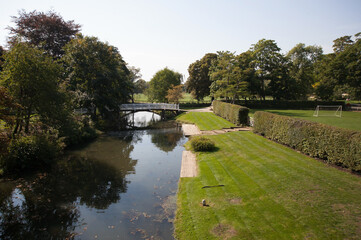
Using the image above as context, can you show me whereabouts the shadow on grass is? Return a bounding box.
[194,146,220,153]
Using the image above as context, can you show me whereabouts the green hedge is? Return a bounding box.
[213,101,249,126]
[234,100,345,110]
[179,103,211,108]
[253,111,361,171]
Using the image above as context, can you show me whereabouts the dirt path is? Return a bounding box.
[180,151,198,177]
[184,106,213,112]
[182,124,202,136]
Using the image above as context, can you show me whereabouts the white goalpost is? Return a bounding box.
[313,105,342,117]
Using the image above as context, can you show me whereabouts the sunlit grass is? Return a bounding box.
[176,112,235,130]
[175,131,361,239]
[249,109,361,131]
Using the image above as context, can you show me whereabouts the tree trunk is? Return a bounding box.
[25,109,31,134]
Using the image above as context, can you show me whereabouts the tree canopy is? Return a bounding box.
[186,53,217,101]
[209,51,250,103]
[0,42,64,134]
[286,43,323,99]
[63,35,132,120]
[8,10,81,58]
[148,68,182,102]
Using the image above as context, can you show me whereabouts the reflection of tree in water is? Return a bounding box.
[149,126,184,152]
[0,132,138,239]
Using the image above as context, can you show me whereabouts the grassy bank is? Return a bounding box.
[175,112,361,239]
[249,109,361,131]
[176,112,235,130]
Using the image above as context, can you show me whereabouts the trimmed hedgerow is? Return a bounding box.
[253,111,361,172]
[213,100,249,126]
[234,100,345,110]
[190,136,216,152]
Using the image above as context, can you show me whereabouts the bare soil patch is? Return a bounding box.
[211,223,238,239]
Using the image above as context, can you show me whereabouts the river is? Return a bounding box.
[0,113,186,239]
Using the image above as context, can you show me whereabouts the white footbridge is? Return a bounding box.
[119,103,179,112]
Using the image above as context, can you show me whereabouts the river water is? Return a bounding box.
[0,114,186,239]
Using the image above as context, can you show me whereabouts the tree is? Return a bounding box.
[209,51,250,103]
[287,43,323,99]
[186,53,217,101]
[8,10,80,58]
[267,57,297,100]
[332,35,353,54]
[0,86,20,126]
[166,85,183,103]
[0,42,63,134]
[0,46,5,72]
[148,68,182,102]
[134,79,149,94]
[314,33,361,100]
[313,54,337,100]
[63,35,132,122]
[250,39,284,100]
[128,66,142,103]
[334,38,361,99]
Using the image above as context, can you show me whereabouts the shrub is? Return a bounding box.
[190,136,216,152]
[1,133,63,173]
[253,111,361,171]
[59,115,97,146]
[213,100,249,126]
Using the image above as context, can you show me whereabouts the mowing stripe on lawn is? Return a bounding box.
[201,153,289,239]
[205,145,306,239]
[176,130,361,239]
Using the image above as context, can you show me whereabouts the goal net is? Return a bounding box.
[313,105,342,117]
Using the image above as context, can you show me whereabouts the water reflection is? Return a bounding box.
[126,111,161,128]
[0,125,186,239]
[149,125,184,152]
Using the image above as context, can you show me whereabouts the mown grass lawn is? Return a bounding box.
[175,131,361,239]
[176,112,236,130]
[249,109,361,132]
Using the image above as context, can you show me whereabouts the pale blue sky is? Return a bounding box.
[1,0,361,81]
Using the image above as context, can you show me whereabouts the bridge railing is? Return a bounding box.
[119,103,179,111]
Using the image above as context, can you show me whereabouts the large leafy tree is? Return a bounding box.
[267,57,297,100]
[134,79,149,94]
[287,43,323,99]
[8,10,80,58]
[209,51,251,102]
[0,42,63,134]
[63,35,132,120]
[313,54,336,100]
[148,68,182,102]
[186,53,217,101]
[314,32,361,100]
[250,39,285,100]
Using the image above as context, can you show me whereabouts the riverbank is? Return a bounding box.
[175,112,361,239]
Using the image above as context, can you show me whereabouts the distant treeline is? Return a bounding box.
[185,34,361,102]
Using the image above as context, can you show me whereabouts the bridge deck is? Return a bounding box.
[119,103,179,111]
